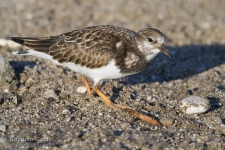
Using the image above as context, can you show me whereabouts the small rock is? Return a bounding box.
[25,78,35,87]
[77,86,87,94]
[0,124,7,132]
[62,109,70,114]
[160,118,174,126]
[0,57,8,73]
[41,101,46,106]
[19,86,27,94]
[167,81,174,87]
[12,96,18,105]
[65,116,72,122]
[43,89,57,99]
[0,56,15,84]
[146,96,152,101]
[4,89,9,93]
[0,113,4,117]
[29,86,37,94]
[180,96,210,114]
[0,137,6,144]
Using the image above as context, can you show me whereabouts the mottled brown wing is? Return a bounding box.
[11,26,138,69]
[49,27,127,68]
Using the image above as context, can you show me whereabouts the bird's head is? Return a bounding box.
[135,28,173,62]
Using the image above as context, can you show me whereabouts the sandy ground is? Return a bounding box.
[0,0,225,149]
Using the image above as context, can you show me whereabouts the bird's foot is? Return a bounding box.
[93,85,162,126]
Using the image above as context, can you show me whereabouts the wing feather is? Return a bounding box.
[11,25,138,68]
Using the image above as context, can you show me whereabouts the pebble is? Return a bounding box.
[29,86,37,94]
[65,116,72,122]
[62,109,70,114]
[146,96,152,101]
[160,118,174,126]
[12,96,18,105]
[25,78,35,87]
[0,124,7,132]
[19,86,27,94]
[0,57,7,73]
[43,89,57,99]
[180,96,210,114]
[4,89,9,93]
[0,137,6,144]
[77,86,87,94]
[167,81,174,87]
[0,56,15,84]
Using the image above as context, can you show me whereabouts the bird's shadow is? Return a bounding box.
[7,44,225,124]
[121,44,225,85]
[9,61,36,80]
[207,97,222,112]
[9,44,225,98]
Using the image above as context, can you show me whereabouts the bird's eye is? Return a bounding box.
[147,38,153,42]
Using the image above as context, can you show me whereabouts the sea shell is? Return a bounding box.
[180,96,210,114]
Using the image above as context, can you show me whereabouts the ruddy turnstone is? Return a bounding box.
[11,25,173,126]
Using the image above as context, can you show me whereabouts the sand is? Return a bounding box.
[0,0,225,149]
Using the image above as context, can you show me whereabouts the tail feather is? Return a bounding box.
[11,37,26,45]
[10,36,64,53]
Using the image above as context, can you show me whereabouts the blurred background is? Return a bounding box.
[1,0,224,45]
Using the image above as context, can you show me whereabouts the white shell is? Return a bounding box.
[180,96,210,114]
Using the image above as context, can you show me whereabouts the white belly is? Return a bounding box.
[13,49,126,85]
[63,59,126,85]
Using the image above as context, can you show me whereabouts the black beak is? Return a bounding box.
[159,44,174,58]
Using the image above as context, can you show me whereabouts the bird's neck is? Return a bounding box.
[145,50,160,62]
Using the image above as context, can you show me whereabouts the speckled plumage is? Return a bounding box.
[11,25,172,84]
[11,25,173,125]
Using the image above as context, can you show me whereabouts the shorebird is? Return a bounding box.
[11,25,173,125]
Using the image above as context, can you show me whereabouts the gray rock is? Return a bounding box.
[19,86,27,94]
[0,125,7,132]
[160,118,174,126]
[0,56,15,84]
[43,89,57,99]
[12,96,18,105]
[62,109,70,114]
[65,116,72,122]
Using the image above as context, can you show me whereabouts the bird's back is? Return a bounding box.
[11,25,138,69]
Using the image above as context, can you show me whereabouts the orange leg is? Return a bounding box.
[93,85,162,126]
[81,76,92,95]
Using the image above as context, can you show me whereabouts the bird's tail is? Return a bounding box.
[10,36,63,54]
